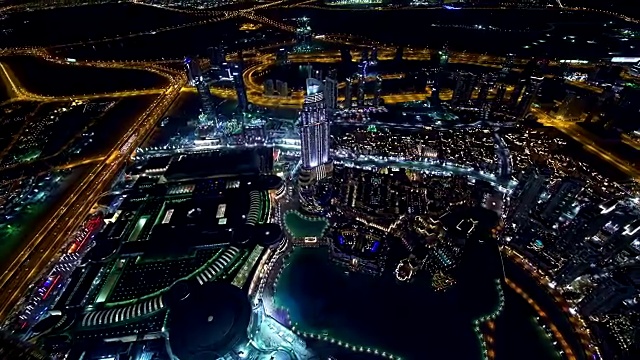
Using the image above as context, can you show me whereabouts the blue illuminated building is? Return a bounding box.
[330,230,387,276]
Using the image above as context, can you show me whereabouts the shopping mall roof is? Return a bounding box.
[167,282,251,360]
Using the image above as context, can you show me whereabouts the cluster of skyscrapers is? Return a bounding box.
[343,49,383,108]
[444,51,543,120]
[184,46,249,137]
[505,165,640,320]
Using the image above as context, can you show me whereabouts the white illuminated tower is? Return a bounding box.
[299,78,332,185]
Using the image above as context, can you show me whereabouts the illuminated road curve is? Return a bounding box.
[504,247,599,358]
[533,109,640,180]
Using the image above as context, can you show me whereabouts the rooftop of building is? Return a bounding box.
[167,282,252,360]
[161,148,273,182]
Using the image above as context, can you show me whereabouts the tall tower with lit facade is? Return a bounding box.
[515,76,543,119]
[356,60,367,107]
[431,46,449,107]
[324,69,339,113]
[184,57,217,125]
[373,76,382,107]
[344,77,353,109]
[231,62,249,113]
[299,78,332,185]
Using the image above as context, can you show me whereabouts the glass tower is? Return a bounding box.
[300,78,329,169]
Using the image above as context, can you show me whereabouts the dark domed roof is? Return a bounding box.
[164,279,198,309]
[259,175,284,191]
[32,311,75,335]
[167,282,251,360]
[256,223,283,247]
[231,225,252,245]
[83,237,119,263]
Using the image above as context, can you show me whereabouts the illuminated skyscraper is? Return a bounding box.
[208,46,226,68]
[344,77,353,109]
[184,56,203,84]
[515,76,543,119]
[184,57,217,125]
[501,53,515,76]
[431,46,449,107]
[508,78,526,107]
[231,62,249,113]
[295,17,312,48]
[493,84,507,109]
[542,177,585,224]
[370,47,378,65]
[356,61,368,107]
[299,78,332,185]
[508,166,551,226]
[451,72,476,108]
[324,69,339,112]
[373,76,382,107]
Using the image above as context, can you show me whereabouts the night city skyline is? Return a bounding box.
[1,1,640,360]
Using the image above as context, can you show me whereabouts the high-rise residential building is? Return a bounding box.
[184,56,203,84]
[431,46,449,107]
[395,46,404,62]
[500,53,515,77]
[344,77,353,109]
[299,78,332,185]
[340,47,352,64]
[553,248,599,287]
[477,73,495,106]
[542,177,585,224]
[356,61,368,107]
[515,76,543,119]
[208,46,226,68]
[370,47,378,65]
[324,69,339,112]
[276,80,288,97]
[561,200,619,251]
[508,166,551,226]
[373,76,382,107]
[276,48,289,65]
[578,278,636,317]
[451,72,476,107]
[263,79,275,96]
[231,62,248,113]
[360,49,369,63]
[493,84,507,109]
[185,57,216,125]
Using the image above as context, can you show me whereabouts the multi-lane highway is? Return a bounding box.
[534,108,640,180]
[0,68,185,323]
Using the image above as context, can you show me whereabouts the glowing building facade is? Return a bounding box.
[185,57,217,125]
[299,78,332,185]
